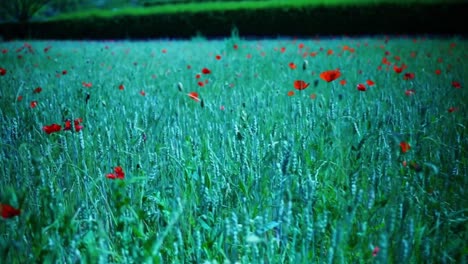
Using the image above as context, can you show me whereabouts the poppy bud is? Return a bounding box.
[302,60,308,71]
[177,82,183,92]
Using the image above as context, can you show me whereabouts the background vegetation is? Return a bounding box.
[0,0,466,39]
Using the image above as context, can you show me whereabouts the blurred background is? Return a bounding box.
[0,0,466,39]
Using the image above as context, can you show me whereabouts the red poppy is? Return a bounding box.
[197,81,204,87]
[0,204,21,218]
[400,141,410,153]
[287,91,295,96]
[1,49,7,54]
[280,47,286,53]
[366,80,375,86]
[62,70,67,75]
[435,69,441,75]
[33,87,42,93]
[403,72,415,80]
[30,101,38,108]
[452,81,461,89]
[106,166,125,179]
[357,83,366,91]
[382,57,391,65]
[288,62,297,70]
[0,67,6,76]
[340,79,347,86]
[140,90,146,96]
[372,246,380,257]
[233,44,238,50]
[448,107,458,113]
[64,118,83,132]
[188,92,200,102]
[215,55,221,60]
[310,93,317,99]
[293,80,309,90]
[82,82,92,88]
[43,123,61,134]
[201,68,211,74]
[119,84,124,90]
[327,49,333,55]
[319,69,341,82]
[393,65,404,73]
[405,89,415,96]
[17,95,23,101]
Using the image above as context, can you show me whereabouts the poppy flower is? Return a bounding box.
[448,107,458,113]
[140,90,146,96]
[280,47,286,53]
[201,68,211,74]
[82,82,92,88]
[233,44,238,50]
[43,123,61,134]
[215,55,221,60]
[0,204,21,218]
[310,93,317,99]
[288,62,297,70]
[393,65,404,73]
[435,69,441,75]
[188,92,200,102]
[106,166,125,179]
[357,84,366,91]
[287,91,295,96]
[405,89,415,96]
[366,80,375,86]
[340,79,347,86]
[197,81,204,87]
[30,101,38,108]
[319,69,341,82]
[327,49,333,55]
[452,81,461,89]
[119,84,124,90]
[403,73,415,80]
[62,70,67,75]
[195,74,201,79]
[33,87,42,93]
[372,246,380,257]
[0,67,6,76]
[400,141,410,153]
[293,80,309,90]
[17,95,23,101]
[64,118,83,132]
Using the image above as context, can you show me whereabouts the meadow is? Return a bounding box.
[0,36,467,263]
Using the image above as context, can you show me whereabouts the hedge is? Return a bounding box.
[0,3,466,40]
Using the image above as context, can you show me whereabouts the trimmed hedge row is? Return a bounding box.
[1,3,466,40]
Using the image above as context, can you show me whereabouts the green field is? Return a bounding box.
[0,36,467,263]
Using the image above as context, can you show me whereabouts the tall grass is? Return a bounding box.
[0,36,466,263]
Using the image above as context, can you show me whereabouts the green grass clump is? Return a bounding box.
[0,36,467,263]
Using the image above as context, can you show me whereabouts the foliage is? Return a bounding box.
[0,0,51,22]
